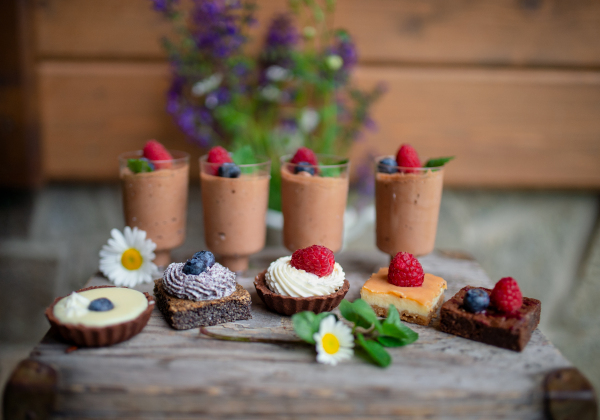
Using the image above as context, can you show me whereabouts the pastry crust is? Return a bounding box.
[368,295,445,326]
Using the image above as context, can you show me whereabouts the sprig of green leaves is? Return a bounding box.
[127,158,154,174]
[292,299,419,368]
[231,145,257,165]
[424,156,455,168]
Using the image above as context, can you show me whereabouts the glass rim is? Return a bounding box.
[280,153,350,169]
[118,149,190,163]
[199,154,271,167]
[374,155,446,171]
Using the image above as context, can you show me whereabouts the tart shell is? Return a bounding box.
[45,285,155,347]
[254,270,350,316]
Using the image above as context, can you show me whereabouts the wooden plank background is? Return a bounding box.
[28,0,600,187]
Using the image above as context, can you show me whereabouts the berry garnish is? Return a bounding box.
[206,146,233,175]
[88,298,114,312]
[183,258,207,275]
[290,245,335,277]
[396,144,421,169]
[290,147,318,166]
[192,250,216,269]
[127,158,155,174]
[388,252,424,287]
[294,161,315,176]
[377,157,397,174]
[218,162,241,178]
[490,277,523,313]
[143,140,173,169]
[463,288,490,313]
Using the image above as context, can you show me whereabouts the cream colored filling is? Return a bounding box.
[53,288,148,327]
[360,286,445,317]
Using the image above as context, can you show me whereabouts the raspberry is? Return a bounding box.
[290,147,318,166]
[290,245,335,277]
[143,140,173,169]
[388,252,424,287]
[396,144,421,169]
[206,146,232,175]
[490,277,523,313]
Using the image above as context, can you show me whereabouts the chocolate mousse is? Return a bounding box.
[120,148,189,267]
[280,152,349,253]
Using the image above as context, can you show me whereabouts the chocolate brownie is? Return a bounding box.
[154,279,251,330]
[439,286,541,352]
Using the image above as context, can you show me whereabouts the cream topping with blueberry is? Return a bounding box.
[265,255,345,298]
[53,288,148,327]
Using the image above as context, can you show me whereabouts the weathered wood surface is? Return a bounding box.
[34,0,600,66]
[38,61,600,188]
[20,250,580,419]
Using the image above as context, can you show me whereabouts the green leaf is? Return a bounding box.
[319,158,349,178]
[231,145,257,165]
[356,333,391,367]
[424,156,455,168]
[377,336,412,348]
[127,159,154,174]
[380,305,419,344]
[339,299,380,330]
[292,311,332,344]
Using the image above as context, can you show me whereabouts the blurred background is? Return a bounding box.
[1,0,600,404]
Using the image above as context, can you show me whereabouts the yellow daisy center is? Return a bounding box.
[121,248,143,270]
[322,333,340,355]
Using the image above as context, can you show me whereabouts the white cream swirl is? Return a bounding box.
[265,256,345,298]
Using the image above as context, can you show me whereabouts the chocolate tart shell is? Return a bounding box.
[254,270,350,316]
[45,285,155,347]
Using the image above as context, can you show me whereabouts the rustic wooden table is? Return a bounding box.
[3,250,598,419]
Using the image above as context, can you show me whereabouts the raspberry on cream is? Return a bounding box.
[265,256,345,298]
[163,262,236,301]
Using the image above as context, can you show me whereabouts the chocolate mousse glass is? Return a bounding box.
[199,156,271,272]
[280,155,350,253]
[119,150,189,268]
[375,157,444,257]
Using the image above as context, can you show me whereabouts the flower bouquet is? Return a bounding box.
[152,0,384,210]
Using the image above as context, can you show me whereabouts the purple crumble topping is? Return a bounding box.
[163,262,236,301]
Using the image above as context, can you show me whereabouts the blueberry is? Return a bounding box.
[463,288,490,313]
[294,161,315,175]
[218,163,241,178]
[88,298,114,312]
[377,158,397,174]
[182,258,208,275]
[192,250,215,269]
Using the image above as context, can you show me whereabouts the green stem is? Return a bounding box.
[199,327,303,344]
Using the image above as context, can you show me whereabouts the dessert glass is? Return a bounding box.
[119,150,189,268]
[199,156,271,272]
[280,154,350,253]
[375,156,444,257]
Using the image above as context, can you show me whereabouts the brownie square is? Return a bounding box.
[439,286,541,352]
[154,279,252,330]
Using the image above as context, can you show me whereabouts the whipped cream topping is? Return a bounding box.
[62,292,91,318]
[265,256,345,298]
[163,262,236,301]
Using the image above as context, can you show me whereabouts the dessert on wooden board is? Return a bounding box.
[45,286,154,347]
[360,252,447,326]
[154,251,252,329]
[200,146,271,272]
[439,277,541,352]
[375,144,452,257]
[119,140,189,267]
[254,245,350,315]
[280,147,350,253]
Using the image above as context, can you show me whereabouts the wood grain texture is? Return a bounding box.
[34,0,600,67]
[39,62,600,188]
[24,250,575,418]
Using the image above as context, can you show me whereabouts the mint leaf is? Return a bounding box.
[127,158,154,174]
[377,336,413,347]
[319,158,348,178]
[380,305,419,344]
[292,311,331,344]
[424,156,454,168]
[339,299,380,330]
[231,145,256,165]
[356,333,391,368]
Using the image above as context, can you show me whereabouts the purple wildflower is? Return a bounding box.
[151,0,178,14]
[265,14,298,53]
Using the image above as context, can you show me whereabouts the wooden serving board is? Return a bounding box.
[5,250,597,419]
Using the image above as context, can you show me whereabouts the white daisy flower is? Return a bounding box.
[313,315,354,366]
[99,227,160,287]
